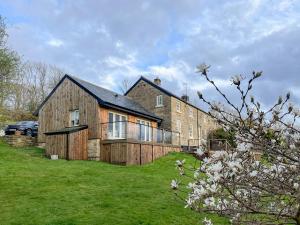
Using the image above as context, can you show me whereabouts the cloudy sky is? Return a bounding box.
[0,0,299,109]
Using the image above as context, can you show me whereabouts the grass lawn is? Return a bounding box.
[0,140,228,225]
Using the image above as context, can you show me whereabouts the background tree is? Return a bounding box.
[0,16,20,108]
[13,61,65,113]
[172,65,300,225]
[208,128,237,148]
[0,15,65,125]
[47,64,65,90]
[119,79,129,94]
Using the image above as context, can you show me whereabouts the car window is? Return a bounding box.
[16,121,32,125]
[16,121,26,125]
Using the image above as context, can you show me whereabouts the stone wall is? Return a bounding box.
[196,108,219,141]
[170,97,218,146]
[4,135,37,147]
[126,79,219,146]
[126,80,172,130]
[88,139,101,160]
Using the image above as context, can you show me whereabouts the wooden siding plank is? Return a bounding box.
[38,79,100,143]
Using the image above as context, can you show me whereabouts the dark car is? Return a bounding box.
[5,121,38,137]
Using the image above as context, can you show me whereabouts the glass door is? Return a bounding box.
[108,112,127,139]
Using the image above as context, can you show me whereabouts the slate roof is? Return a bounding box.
[35,75,162,122]
[125,76,209,115]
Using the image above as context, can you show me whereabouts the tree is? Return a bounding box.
[208,128,237,148]
[47,64,65,90]
[0,16,20,108]
[11,61,65,114]
[172,64,300,225]
[119,79,129,94]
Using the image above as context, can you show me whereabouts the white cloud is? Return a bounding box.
[2,0,300,106]
[191,78,231,92]
[277,0,296,11]
[149,61,191,81]
[47,38,64,47]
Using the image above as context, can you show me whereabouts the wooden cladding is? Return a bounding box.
[100,140,181,165]
[45,128,88,160]
[38,78,100,143]
[37,78,159,144]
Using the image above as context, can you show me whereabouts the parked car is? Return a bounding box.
[5,121,38,137]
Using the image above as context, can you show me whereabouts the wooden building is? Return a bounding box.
[35,75,181,164]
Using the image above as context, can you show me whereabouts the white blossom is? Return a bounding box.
[202,217,213,225]
[249,170,258,177]
[171,179,179,190]
[175,159,185,167]
[196,148,204,156]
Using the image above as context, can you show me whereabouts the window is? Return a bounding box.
[189,107,193,117]
[156,95,163,107]
[198,126,202,138]
[108,112,127,139]
[70,110,79,126]
[189,124,193,138]
[176,120,181,133]
[176,101,181,112]
[137,119,152,141]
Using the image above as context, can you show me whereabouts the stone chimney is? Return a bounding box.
[181,95,189,102]
[154,77,161,86]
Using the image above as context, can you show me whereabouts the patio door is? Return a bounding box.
[108,112,127,139]
[137,119,152,142]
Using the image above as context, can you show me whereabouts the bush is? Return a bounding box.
[208,128,237,148]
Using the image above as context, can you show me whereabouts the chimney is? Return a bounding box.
[181,95,189,102]
[154,77,161,86]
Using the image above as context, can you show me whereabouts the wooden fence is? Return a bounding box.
[100,140,181,165]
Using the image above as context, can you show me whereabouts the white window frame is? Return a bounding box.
[108,112,127,139]
[176,101,181,113]
[137,119,152,142]
[176,120,181,133]
[189,124,193,138]
[156,95,163,107]
[189,107,193,118]
[70,109,80,127]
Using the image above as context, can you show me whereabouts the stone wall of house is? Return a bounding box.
[88,139,101,160]
[126,79,218,146]
[170,96,218,146]
[126,80,172,130]
[197,110,219,141]
[4,135,37,147]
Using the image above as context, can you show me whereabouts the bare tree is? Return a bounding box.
[119,79,129,94]
[24,62,40,113]
[11,62,65,113]
[47,64,65,90]
[172,64,300,225]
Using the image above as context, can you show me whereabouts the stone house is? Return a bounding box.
[125,76,218,147]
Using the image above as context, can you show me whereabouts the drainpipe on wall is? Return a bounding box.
[197,110,199,148]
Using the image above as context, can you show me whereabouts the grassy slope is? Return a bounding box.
[0,141,228,225]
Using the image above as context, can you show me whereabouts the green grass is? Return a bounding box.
[0,140,228,225]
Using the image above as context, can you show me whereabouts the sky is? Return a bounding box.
[0,0,300,110]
